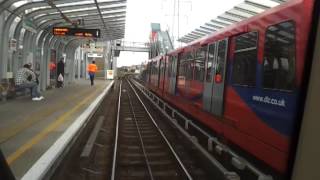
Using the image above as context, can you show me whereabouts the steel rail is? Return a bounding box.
[126,78,193,180]
[126,87,155,180]
[111,81,122,180]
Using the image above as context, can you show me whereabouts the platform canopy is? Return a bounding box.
[0,0,127,40]
[178,0,287,43]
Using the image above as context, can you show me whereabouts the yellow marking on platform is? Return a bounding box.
[6,85,103,165]
[0,84,103,143]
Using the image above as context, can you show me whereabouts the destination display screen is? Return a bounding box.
[53,27,101,38]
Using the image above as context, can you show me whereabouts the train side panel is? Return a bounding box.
[145,0,315,174]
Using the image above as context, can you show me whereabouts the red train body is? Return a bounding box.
[144,0,317,175]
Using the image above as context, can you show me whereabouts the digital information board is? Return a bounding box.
[53,27,101,38]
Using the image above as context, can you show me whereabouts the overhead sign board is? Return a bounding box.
[53,27,101,38]
[87,53,103,58]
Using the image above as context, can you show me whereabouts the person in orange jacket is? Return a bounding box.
[87,60,98,86]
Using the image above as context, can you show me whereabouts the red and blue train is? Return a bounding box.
[144,0,317,175]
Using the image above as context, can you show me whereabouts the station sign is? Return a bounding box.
[87,53,103,58]
[53,27,101,38]
[106,70,114,80]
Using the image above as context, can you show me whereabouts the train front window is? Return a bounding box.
[232,32,258,86]
[263,21,296,91]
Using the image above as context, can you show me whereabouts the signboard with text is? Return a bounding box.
[87,53,103,58]
[106,70,114,80]
[53,27,101,38]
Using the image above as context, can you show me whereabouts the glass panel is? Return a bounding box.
[263,21,295,91]
[235,31,257,51]
[195,47,206,59]
[161,59,165,77]
[186,61,194,80]
[56,0,94,8]
[232,32,258,86]
[61,7,97,14]
[216,40,227,81]
[168,57,172,77]
[12,1,28,8]
[179,60,186,78]
[206,43,215,82]
[194,47,206,82]
[186,51,194,60]
[172,56,177,77]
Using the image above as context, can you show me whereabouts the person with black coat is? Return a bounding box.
[56,59,65,88]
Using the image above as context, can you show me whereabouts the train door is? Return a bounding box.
[156,60,161,88]
[159,57,166,92]
[169,55,177,95]
[203,38,228,116]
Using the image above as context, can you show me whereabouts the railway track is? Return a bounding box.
[111,79,193,180]
[52,79,212,180]
[130,77,277,180]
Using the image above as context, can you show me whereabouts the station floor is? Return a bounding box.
[0,79,112,179]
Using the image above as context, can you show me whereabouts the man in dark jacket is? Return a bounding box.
[56,58,65,88]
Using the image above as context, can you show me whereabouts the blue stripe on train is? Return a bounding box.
[229,63,299,137]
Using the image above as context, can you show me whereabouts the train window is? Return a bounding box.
[206,44,215,82]
[194,47,206,81]
[180,52,192,80]
[156,61,160,75]
[179,61,186,78]
[152,62,155,75]
[173,56,177,77]
[232,31,258,86]
[195,47,206,59]
[160,59,165,78]
[172,55,177,77]
[216,40,227,81]
[153,61,158,75]
[168,57,172,77]
[263,21,295,91]
[186,61,194,80]
[186,51,194,60]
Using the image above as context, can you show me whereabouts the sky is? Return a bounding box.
[117,0,244,67]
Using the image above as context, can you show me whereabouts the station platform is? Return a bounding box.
[0,79,113,179]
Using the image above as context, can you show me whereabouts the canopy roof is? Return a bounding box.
[0,0,127,40]
[178,0,287,43]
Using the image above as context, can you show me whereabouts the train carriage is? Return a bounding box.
[145,0,316,175]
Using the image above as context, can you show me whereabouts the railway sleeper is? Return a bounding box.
[118,169,180,178]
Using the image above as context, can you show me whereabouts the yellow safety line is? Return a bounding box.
[6,85,104,165]
[0,86,99,143]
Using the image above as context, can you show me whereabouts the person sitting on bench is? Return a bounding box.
[15,64,44,101]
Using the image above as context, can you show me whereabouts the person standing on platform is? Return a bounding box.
[15,64,44,101]
[56,58,65,88]
[87,60,98,86]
